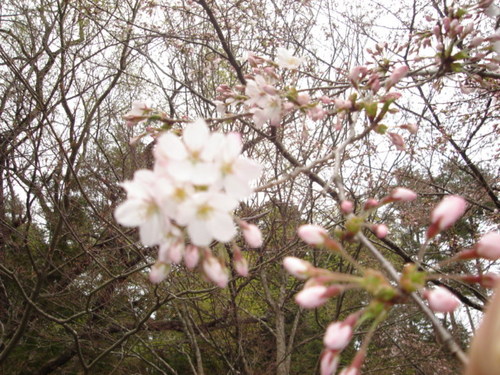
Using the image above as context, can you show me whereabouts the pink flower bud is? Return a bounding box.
[149,262,171,284]
[202,254,229,288]
[381,92,402,102]
[462,274,499,289]
[232,246,249,277]
[297,224,328,245]
[123,101,150,126]
[433,25,441,38]
[262,84,278,95]
[159,240,184,264]
[349,66,368,85]
[241,222,263,248]
[295,285,329,308]
[320,350,340,375]
[424,286,460,313]
[400,123,419,134]
[247,52,265,67]
[323,322,353,351]
[470,36,484,48]
[216,84,231,93]
[307,104,326,121]
[364,198,379,210]
[373,224,388,239]
[443,17,451,32]
[283,256,312,279]
[475,232,500,260]
[320,95,332,104]
[334,99,353,110]
[427,195,467,239]
[391,187,417,202]
[184,245,200,269]
[234,256,249,277]
[385,66,409,89]
[341,200,354,214]
[297,92,311,105]
[388,132,405,151]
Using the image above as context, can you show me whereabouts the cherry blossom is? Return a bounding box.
[114,170,170,247]
[115,118,262,286]
[123,101,150,127]
[176,191,238,247]
[216,133,263,199]
[275,47,303,69]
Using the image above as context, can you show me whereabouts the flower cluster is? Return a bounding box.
[115,119,262,285]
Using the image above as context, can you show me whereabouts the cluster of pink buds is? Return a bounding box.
[115,119,263,286]
[320,313,361,375]
[337,188,417,240]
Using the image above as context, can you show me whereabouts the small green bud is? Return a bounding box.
[364,102,378,120]
[375,124,388,134]
[345,216,364,234]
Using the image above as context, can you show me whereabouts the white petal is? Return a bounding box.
[211,193,238,212]
[155,133,187,161]
[191,162,219,185]
[234,157,262,181]
[202,132,225,161]
[224,175,252,199]
[167,159,194,182]
[208,212,237,243]
[184,119,209,152]
[114,200,147,227]
[188,219,213,246]
[140,215,164,246]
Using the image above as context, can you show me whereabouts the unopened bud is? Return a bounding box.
[203,254,229,288]
[241,221,263,248]
[184,245,200,270]
[423,286,460,313]
[149,262,171,284]
[323,322,353,351]
[390,187,417,202]
[297,224,328,245]
[341,200,354,214]
[475,232,500,260]
[283,256,312,279]
[427,195,467,239]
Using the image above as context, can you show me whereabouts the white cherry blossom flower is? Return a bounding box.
[176,191,238,246]
[276,47,303,69]
[114,170,170,247]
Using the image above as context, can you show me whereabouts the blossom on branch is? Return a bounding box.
[276,47,303,69]
[115,119,262,286]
